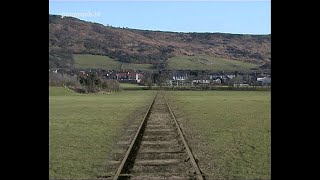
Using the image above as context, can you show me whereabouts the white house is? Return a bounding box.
[49,69,59,74]
[172,72,188,81]
[257,77,271,85]
[192,79,210,84]
[212,78,222,84]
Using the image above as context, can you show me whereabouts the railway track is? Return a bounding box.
[106,91,205,180]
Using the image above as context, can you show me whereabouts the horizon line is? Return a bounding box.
[49,14,271,35]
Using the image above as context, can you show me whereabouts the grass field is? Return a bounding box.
[119,83,148,89]
[167,55,260,71]
[121,63,154,71]
[119,83,143,88]
[73,54,260,71]
[167,91,271,179]
[49,87,270,179]
[73,54,154,70]
[49,87,156,179]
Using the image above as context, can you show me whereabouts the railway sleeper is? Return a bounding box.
[144,131,177,137]
[140,143,183,149]
[129,174,195,180]
[141,140,179,145]
[142,135,177,141]
[130,163,193,174]
[138,148,185,154]
[145,124,174,129]
[135,159,183,166]
[136,152,186,160]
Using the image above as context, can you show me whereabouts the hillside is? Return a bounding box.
[73,54,154,71]
[167,56,260,71]
[49,14,271,70]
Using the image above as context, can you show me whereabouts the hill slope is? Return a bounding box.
[49,14,271,69]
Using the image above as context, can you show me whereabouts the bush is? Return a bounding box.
[79,74,119,92]
[49,72,80,87]
[49,73,120,93]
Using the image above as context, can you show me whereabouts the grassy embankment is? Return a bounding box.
[167,91,271,179]
[49,87,156,179]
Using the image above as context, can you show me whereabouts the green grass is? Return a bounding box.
[167,55,260,71]
[167,91,270,179]
[49,87,156,179]
[73,54,259,71]
[49,86,78,96]
[121,63,154,71]
[73,54,260,71]
[119,83,139,88]
[119,83,146,88]
[73,54,154,70]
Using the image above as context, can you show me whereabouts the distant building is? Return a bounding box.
[257,77,271,86]
[212,78,222,84]
[226,75,236,79]
[49,69,59,74]
[172,71,188,81]
[112,72,143,83]
[192,79,210,84]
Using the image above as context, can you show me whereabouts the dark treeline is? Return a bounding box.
[49,72,120,93]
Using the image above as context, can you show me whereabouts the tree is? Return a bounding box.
[233,76,241,88]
